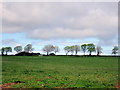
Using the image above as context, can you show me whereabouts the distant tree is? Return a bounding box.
[64,46,71,55]
[74,45,80,55]
[53,46,60,55]
[14,46,22,53]
[81,44,87,55]
[0,47,5,55]
[112,46,118,55]
[96,46,102,56]
[24,44,34,53]
[64,45,80,55]
[87,43,96,56]
[4,47,12,55]
[69,46,75,55]
[43,45,54,55]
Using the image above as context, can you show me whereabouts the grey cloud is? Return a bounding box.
[2,2,117,32]
[2,2,118,45]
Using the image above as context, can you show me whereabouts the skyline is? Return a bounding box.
[1,2,118,55]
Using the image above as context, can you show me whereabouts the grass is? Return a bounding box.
[2,56,118,88]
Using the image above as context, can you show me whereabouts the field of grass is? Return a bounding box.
[2,56,118,88]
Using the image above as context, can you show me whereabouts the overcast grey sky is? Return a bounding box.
[1,2,118,55]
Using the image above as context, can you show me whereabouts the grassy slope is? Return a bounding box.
[2,56,118,88]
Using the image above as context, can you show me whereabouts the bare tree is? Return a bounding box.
[96,46,102,56]
[43,45,54,55]
[53,46,60,55]
[64,46,71,55]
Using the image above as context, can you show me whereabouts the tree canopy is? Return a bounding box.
[87,43,96,55]
[24,44,34,53]
[81,44,87,55]
[14,46,22,53]
[112,46,118,55]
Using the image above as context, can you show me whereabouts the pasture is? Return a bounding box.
[2,56,118,88]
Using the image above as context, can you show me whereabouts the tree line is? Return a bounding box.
[0,43,119,56]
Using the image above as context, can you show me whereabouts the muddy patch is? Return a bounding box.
[1,81,25,88]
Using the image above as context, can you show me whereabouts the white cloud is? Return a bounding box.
[28,28,98,39]
[2,39,21,47]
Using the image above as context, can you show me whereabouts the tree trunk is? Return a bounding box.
[89,51,91,56]
[75,51,77,55]
[2,51,4,56]
[66,51,69,56]
[47,52,49,56]
[6,51,7,55]
[97,52,99,56]
[84,52,85,55]
[71,52,73,55]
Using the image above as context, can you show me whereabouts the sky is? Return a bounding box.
[0,2,118,55]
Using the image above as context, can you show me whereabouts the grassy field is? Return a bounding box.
[2,56,118,88]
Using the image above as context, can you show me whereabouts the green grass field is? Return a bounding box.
[2,56,118,88]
